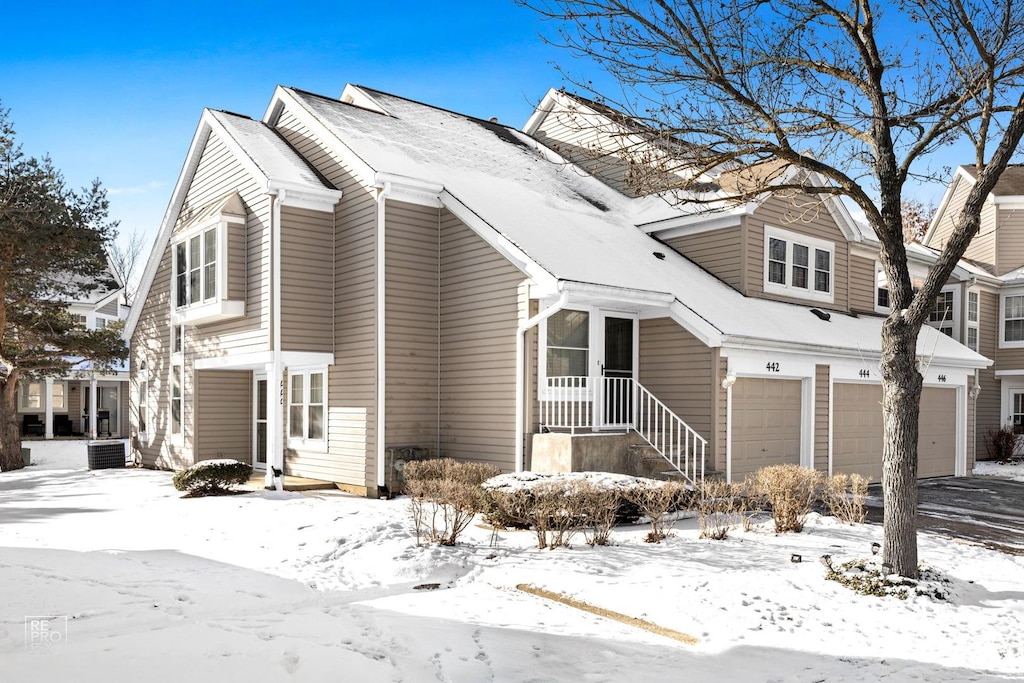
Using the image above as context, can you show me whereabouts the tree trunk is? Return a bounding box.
[879,314,922,579]
[0,374,25,472]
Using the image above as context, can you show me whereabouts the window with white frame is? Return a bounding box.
[138,378,148,434]
[928,290,955,337]
[966,290,979,352]
[288,369,326,444]
[72,314,88,329]
[172,324,184,355]
[171,365,182,435]
[52,382,66,410]
[764,227,834,302]
[175,227,217,309]
[1003,294,1024,345]
[545,309,590,379]
[19,382,42,410]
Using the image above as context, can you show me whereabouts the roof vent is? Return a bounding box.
[810,308,831,322]
[653,252,666,260]
[489,116,499,123]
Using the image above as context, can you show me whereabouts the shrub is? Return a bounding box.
[985,426,1022,463]
[823,473,869,524]
[694,479,748,540]
[172,459,253,496]
[624,480,689,543]
[578,482,619,547]
[405,458,500,546]
[749,464,822,533]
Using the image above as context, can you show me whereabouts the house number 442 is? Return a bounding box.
[765,362,780,373]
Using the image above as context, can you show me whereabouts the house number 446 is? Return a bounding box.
[765,362,780,373]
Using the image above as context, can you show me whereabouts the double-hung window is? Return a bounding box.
[20,382,42,410]
[764,227,834,303]
[171,365,183,435]
[966,290,979,352]
[929,290,955,337]
[176,227,217,309]
[51,383,66,410]
[288,369,326,445]
[1002,293,1024,347]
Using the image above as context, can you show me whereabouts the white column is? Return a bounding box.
[44,378,54,439]
[264,362,281,489]
[88,378,98,439]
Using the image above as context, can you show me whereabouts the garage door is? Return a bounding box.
[731,378,802,479]
[833,383,956,482]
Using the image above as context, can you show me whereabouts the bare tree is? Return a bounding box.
[107,229,147,306]
[519,0,1024,577]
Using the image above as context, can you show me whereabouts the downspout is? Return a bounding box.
[514,289,569,472]
[266,190,285,490]
[722,374,736,483]
[376,184,389,493]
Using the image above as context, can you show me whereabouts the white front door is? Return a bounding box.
[596,311,638,430]
[253,375,268,470]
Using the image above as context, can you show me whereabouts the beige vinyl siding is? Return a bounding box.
[195,370,251,463]
[848,255,876,313]
[637,318,714,446]
[97,299,119,316]
[815,365,829,472]
[532,107,638,197]
[184,133,270,358]
[67,382,81,435]
[275,107,378,490]
[228,221,246,301]
[715,358,729,473]
[744,194,851,308]
[384,200,440,451]
[977,290,1002,459]
[439,210,524,471]
[281,206,334,353]
[996,207,1024,273]
[930,176,998,273]
[663,228,743,290]
[119,383,129,438]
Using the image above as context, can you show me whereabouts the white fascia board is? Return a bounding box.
[374,172,444,208]
[194,350,335,371]
[264,87,378,191]
[559,280,674,307]
[521,88,562,135]
[640,207,745,238]
[268,179,342,212]
[438,189,559,292]
[669,300,723,348]
[124,113,216,340]
[339,84,391,116]
[991,197,1024,208]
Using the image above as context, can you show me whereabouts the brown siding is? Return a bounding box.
[716,358,728,473]
[439,210,524,471]
[228,221,246,301]
[195,370,251,463]
[532,106,638,196]
[275,107,378,490]
[97,299,119,316]
[385,200,440,451]
[637,318,714,445]
[119,383,129,438]
[930,176,997,273]
[848,255,876,314]
[281,205,334,353]
[67,382,81,435]
[996,207,1024,274]
[815,365,830,472]
[743,194,851,308]
[977,290,1001,459]
[663,228,743,290]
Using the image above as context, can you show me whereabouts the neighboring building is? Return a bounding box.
[923,165,1024,459]
[126,85,987,496]
[19,276,130,440]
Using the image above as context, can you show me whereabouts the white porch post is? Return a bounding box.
[88,377,98,439]
[44,377,54,439]
[722,374,736,483]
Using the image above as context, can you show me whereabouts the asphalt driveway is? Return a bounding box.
[866,476,1024,556]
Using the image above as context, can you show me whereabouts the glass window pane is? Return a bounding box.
[204,229,216,265]
[792,265,808,289]
[204,264,216,300]
[769,237,786,262]
[967,327,978,352]
[1006,295,1024,320]
[1006,319,1024,342]
[815,249,830,272]
[52,383,66,410]
[792,243,808,267]
[309,373,324,404]
[768,260,786,285]
[308,406,324,440]
[815,271,830,293]
[547,310,589,348]
[546,348,588,377]
[289,406,304,437]
[968,292,978,323]
[877,288,889,308]
[291,375,304,404]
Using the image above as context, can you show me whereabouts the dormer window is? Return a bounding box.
[763,226,834,304]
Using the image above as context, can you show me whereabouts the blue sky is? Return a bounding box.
[2,1,965,255]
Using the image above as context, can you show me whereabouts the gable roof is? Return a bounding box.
[961,164,1024,197]
[124,109,340,339]
[279,85,982,367]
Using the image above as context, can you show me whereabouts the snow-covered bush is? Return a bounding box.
[821,556,952,601]
[624,479,689,543]
[404,458,499,546]
[695,479,749,540]
[823,473,868,524]
[172,459,252,496]
[750,464,822,533]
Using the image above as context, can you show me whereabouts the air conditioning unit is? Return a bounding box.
[88,440,127,470]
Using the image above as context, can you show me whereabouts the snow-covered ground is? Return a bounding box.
[975,459,1024,483]
[1,441,1022,682]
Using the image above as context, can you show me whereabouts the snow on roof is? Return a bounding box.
[288,87,987,367]
[210,110,333,191]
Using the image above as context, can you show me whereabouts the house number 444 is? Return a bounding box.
[765,362,780,373]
